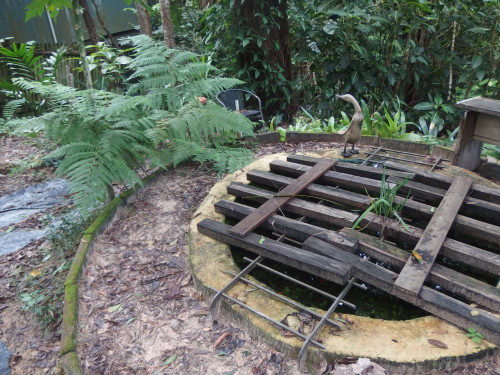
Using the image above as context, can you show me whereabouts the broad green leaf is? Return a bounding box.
[467,27,489,34]
[106,303,123,313]
[471,56,483,69]
[413,102,434,111]
[163,354,177,366]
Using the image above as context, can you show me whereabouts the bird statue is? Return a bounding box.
[336,94,363,158]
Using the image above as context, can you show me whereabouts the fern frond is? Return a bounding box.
[2,98,26,119]
[169,139,253,173]
[167,102,255,142]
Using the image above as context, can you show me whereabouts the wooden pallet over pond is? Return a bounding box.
[197,155,500,345]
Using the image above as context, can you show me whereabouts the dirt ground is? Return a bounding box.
[0,136,499,375]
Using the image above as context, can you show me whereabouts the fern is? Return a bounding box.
[2,98,26,119]
[10,35,255,212]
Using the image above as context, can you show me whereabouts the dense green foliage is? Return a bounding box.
[11,35,255,211]
[0,40,66,121]
[203,0,499,135]
[24,0,72,21]
[203,0,294,119]
[291,0,499,126]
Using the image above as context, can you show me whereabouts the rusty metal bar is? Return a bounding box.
[207,286,326,349]
[224,271,343,328]
[368,146,451,162]
[430,156,442,172]
[361,146,383,166]
[364,152,444,168]
[298,277,357,367]
[242,257,362,308]
[209,255,264,311]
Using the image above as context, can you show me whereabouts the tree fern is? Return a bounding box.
[10,35,255,212]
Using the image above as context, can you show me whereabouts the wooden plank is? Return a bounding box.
[229,159,336,236]
[246,169,500,247]
[453,111,483,171]
[363,212,500,276]
[271,160,445,205]
[291,155,500,205]
[273,159,500,224]
[302,236,500,344]
[287,155,414,181]
[455,96,500,117]
[394,176,473,299]
[230,178,500,275]
[384,160,500,205]
[215,200,359,251]
[340,229,500,312]
[227,182,358,228]
[197,218,351,285]
[473,113,500,146]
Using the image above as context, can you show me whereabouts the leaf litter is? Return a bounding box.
[1,138,499,375]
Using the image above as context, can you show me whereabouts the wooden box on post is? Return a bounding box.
[453,97,500,171]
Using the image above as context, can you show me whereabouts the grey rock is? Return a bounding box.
[478,162,500,181]
[0,341,10,375]
[0,178,70,227]
[0,229,47,256]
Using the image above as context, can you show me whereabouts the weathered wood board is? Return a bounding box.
[230,159,336,236]
[394,176,473,300]
[198,219,351,285]
[200,156,500,345]
[245,169,500,247]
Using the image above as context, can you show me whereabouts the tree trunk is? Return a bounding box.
[234,0,294,120]
[135,2,153,36]
[199,0,212,9]
[72,0,93,89]
[159,0,175,48]
[89,0,119,48]
[78,0,98,44]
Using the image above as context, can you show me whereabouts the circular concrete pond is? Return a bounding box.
[188,152,497,373]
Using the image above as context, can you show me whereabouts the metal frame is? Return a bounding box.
[207,202,367,366]
[215,89,265,124]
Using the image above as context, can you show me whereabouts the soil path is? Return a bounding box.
[0,138,498,375]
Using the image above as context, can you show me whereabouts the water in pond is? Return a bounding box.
[230,246,427,321]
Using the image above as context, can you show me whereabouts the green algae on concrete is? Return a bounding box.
[61,352,83,375]
[61,283,79,356]
[187,152,497,373]
[59,168,166,375]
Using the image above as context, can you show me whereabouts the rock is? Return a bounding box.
[0,229,47,256]
[0,341,10,375]
[478,162,500,181]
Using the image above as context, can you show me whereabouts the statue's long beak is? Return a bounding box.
[335,94,343,99]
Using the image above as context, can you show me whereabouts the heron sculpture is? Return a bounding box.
[336,94,363,158]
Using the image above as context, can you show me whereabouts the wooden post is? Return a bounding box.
[453,111,483,170]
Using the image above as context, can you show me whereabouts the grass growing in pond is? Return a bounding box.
[352,168,411,239]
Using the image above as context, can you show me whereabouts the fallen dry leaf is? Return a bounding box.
[428,339,448,349]
[432,328,449,335]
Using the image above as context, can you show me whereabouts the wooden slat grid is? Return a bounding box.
[198,155,500,345]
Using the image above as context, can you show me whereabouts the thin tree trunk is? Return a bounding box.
[89,0,119,48]
[135,2,153,36]
[199,0,212,9]
[72,0,93,89]
[235,0,294,120]
[159,0,175,48]
[447,21,457,101]
[78,0,98,44]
